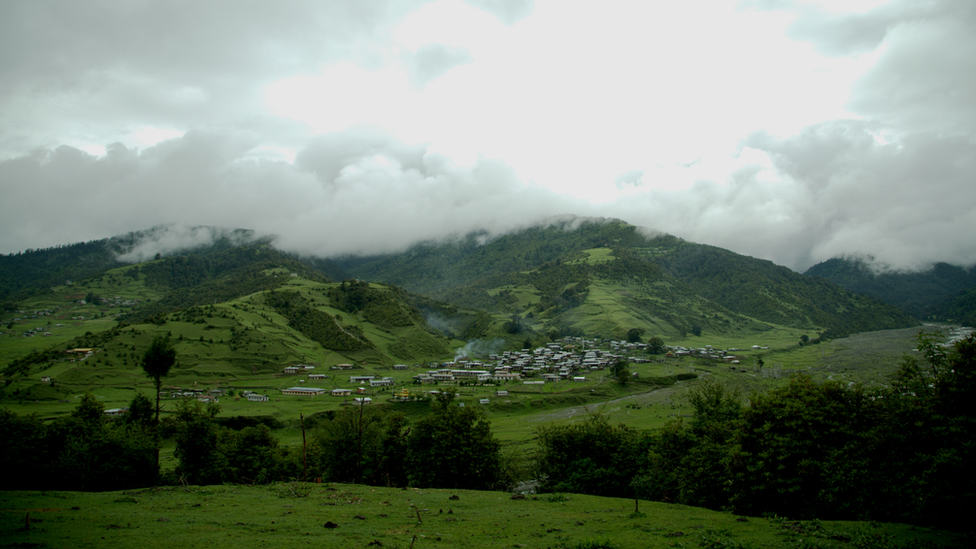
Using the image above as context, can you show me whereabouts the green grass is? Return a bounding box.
[1,484,965,549]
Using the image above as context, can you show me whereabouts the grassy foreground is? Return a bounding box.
[1,484,966,549]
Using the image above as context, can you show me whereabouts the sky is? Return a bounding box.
[1,0,974,272]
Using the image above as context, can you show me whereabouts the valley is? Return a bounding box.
[2,220,972,540]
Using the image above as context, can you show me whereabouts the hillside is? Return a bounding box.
[335,219,917,339]
[1,219,922,404]
[804,257,976,320]
[0,225,268,304]
[1,484,965,549]
[1,256,471,399]
[935,287,976,326]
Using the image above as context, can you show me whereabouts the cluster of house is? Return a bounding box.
[240,390,269,402]
[279,385,372,404]
[665,345,745,364]
[64,348,95,361]
[13,307,59,319]
[169,388,226,402]
[409,342,622,385]
[97,296,140,308]
[282,364,330,381]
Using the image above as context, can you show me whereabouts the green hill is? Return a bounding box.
[2,218,922,404]
[1,260,468,397]
[804,257,976,320]
[335,219,917,340]
[0,225,268,304]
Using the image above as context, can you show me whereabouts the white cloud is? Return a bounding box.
[1,0,975,275]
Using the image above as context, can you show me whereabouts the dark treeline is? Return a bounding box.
[2,333,972,532]
[0,392,505,492]
[536,332,976,532]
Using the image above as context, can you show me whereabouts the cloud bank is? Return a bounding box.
[1,0,975,274]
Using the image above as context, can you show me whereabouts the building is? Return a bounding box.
[281,387,326,396]
[246,394,269,402]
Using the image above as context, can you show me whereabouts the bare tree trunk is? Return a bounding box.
[154,376,161,477]
[301,413,308,482]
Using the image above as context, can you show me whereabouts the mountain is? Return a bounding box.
[0,225,268,304]
[333,218,917,340]
[1,218,924,400]
[932,287,976,326]
[804,257,976,320]
[0,254,464,389]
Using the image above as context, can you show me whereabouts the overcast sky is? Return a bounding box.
[2,0,974,272]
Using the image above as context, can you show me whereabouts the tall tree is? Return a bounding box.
[141,335,177,425]
[141,335,177,472]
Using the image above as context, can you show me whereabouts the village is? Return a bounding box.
[213,337,756,408]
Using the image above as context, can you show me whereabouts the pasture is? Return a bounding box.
[1,483,964,549]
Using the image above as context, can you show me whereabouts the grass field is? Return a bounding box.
[1,484,966,549]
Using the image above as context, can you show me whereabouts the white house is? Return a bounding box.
[281,387,326,396]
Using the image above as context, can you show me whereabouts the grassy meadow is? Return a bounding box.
[1,483,967,549]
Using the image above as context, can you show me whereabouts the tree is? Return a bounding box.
[536,414,649,498]
[626,327,645,343]
[126,393,155,428]
[405,393,501,490]
[141,335,177,473]
[141,336,177,425]
[610,357,631,384]
[172,401,227,485]
[646,336,665,354]
[71,391,105,427]
[690,324,702,337]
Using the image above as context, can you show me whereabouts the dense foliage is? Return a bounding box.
[648,242,917,338]
[934,286,976,326]
[0,393,157,491]
[265,290,374,352]
[1,392,505,492]
[404,393,502,490]
[534,332,976,531]
[121,245,329,324]
[0,240,122,303]
[805,257,976,320]
[337,219,919,338]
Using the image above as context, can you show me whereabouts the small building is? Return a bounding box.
[393,364,409,370]
[308,374,328,380]
[331,388,352,397]
[104,408,128,417]
[352,397,372,405]
[283,366,301,375]
[281,387,326,396]
[246,394,269,402]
